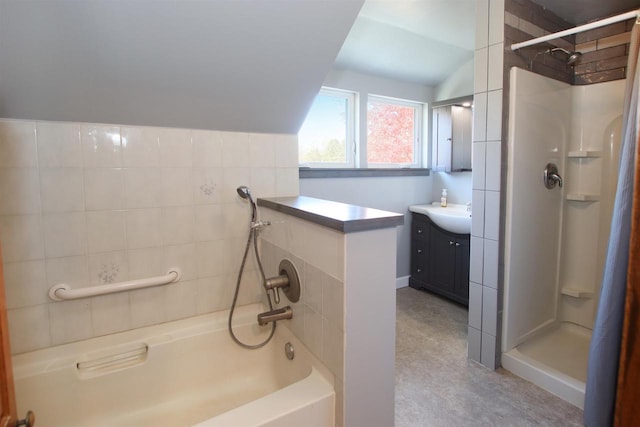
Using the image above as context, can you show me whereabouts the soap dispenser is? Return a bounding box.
[440,189,448,207]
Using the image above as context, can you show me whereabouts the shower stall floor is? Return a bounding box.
[502,321,591,409]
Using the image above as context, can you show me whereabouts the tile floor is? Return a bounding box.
[395,287,583,426]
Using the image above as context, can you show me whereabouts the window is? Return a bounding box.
[367,95,422,167]
[298,87,425,170]
[298,88,355,168]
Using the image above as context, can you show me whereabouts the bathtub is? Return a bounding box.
[12,304,335,427]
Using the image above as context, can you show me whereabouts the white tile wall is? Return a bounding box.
[474,48,489,93]
[80,124,122,168]
[0,118,300,354]
[484,191,501,240]
[481,331,497,368]
[260,215,347,424]
[486,90,504,141]
[475,0,490,49]
[468,0,504,367]
[485,141,502,191]
[488,0,505,45]
[36,122,82,167]
[468,282,483,330]
[0,169,41,215]
[483,239,499,289]
[482,286,498,336]
[468,326,482,361]
[471,190,485,238]
[470,236,485,284]
[472,142,486,190]
[84,168,124,211]
[473,92,488,142]
[0,120,37,167]
[487,43,504,91]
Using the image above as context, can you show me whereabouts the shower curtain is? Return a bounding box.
[584,19,640,427]
[614,37,640,427]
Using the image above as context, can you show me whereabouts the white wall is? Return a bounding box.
[301,69,434,279]
[431,171,473,205]
[434,58,475,101]
[301,176,431,279]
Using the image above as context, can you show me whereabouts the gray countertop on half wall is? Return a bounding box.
[257,196,404,233]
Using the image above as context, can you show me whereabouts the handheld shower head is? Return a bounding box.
[236,185,257,221]
[236,185,253,201]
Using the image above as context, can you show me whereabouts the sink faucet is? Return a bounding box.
[466,202,472,212]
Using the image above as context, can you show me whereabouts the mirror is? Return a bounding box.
[432,96,473,172]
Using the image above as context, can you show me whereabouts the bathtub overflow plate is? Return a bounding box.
[285,342,295,360]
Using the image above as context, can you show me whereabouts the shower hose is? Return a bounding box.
[227,223,276,349]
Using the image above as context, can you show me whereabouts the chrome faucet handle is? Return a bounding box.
[466,202,472,212]
[543,163,563,189]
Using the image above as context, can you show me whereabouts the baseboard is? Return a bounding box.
[396,275,410,289]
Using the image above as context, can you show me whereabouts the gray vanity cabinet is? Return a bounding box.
[409,213,470,306]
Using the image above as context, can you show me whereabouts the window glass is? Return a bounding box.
[298,88,354,167]
[367,96,421,167]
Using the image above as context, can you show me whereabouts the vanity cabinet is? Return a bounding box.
[409,213,470,306]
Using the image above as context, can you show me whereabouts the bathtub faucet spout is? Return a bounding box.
[257,306,293,326]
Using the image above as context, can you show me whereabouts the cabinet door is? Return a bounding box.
[454,237,470,303]
[429,226,456,293]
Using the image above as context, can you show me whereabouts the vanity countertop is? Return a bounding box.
[258,196,404,233]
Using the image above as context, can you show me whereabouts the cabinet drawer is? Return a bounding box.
[411,215,429,241]
[411,241,428,279]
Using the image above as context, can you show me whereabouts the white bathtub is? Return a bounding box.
[12,304,335,427]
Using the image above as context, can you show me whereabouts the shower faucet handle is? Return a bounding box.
[543,162,563,189]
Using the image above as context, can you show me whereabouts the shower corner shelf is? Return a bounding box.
[567,150,602,158]
[561,287,594,299]
[565,193,600,202]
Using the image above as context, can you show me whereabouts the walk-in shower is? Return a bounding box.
[502,67,625,408]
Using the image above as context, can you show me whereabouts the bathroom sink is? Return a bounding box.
[409,203,471,234]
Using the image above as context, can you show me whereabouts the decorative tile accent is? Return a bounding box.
[97,262,120,284]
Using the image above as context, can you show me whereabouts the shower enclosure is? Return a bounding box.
[502,67,625,408]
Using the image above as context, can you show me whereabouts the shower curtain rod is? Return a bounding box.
[511,9,639,51]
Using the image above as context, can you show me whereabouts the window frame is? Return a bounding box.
[365,94,423,169]
[298,87,357,169]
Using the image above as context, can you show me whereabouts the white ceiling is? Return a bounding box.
[334,0,476,87]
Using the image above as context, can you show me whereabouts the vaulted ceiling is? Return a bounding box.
[0,0,363,134]
[333,0,475,86]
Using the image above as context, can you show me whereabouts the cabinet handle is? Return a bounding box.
[417,249,422,254]
[449,241,455,245]
[417,229,423,234]
[455,242,461,247]
[417,268,422,273]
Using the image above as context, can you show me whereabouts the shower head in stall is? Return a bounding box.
[236,185,257,221]
[548,47,582,66]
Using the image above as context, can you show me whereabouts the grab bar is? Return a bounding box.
[48,268,181,301]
